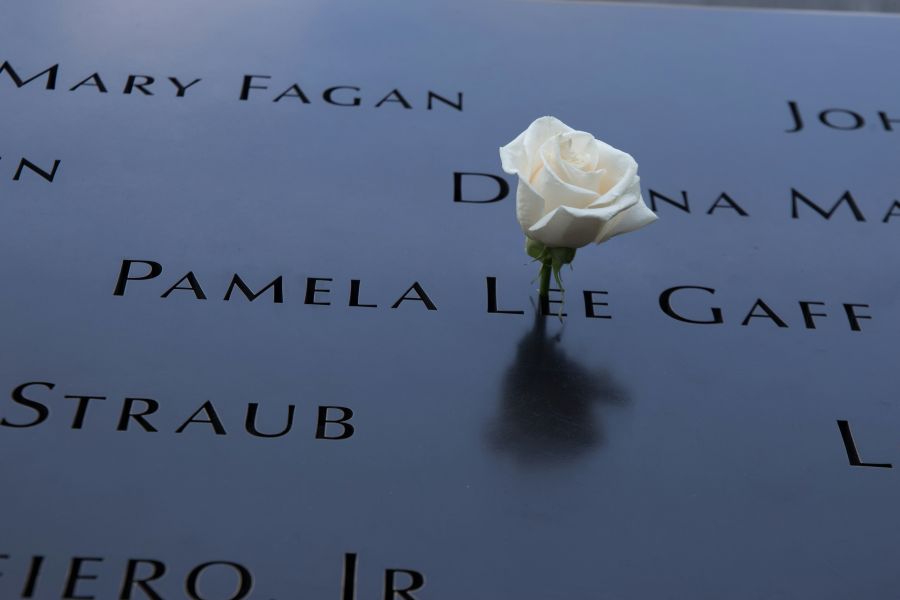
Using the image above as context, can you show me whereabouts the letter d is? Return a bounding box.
[453,172,509,203]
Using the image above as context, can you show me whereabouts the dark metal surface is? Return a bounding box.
[582,0,900,14]
[1,1,899,598]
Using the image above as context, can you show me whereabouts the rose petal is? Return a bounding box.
[499,116,573,177]
[515,179,545,231]
[560,131,600,168]
[556,152,607,195]
[594,194,658,243]
[540,134,607,198]
[527,205,607,249]
[587,155,639,208]
[589,139,625,171]
[532,138,599,210]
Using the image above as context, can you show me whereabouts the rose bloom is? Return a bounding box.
[499,116,657,249]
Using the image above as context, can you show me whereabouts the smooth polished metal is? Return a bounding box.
[0,1,898,598]
[579,0,900,14]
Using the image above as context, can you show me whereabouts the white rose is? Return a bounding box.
[499,116,657,249]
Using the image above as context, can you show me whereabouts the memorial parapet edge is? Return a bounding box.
[1,1,899,598]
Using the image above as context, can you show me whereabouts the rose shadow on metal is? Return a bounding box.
[487,308,629,466]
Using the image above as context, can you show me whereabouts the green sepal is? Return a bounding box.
[550,246,576,265]
[528,240,577,301]
[547,247,576,290]
[525,238,546,261]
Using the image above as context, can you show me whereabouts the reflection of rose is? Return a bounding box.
[499,116,657,249]
[487,311,629,465]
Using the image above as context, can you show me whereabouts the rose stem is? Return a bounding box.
[538,260,552,299]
